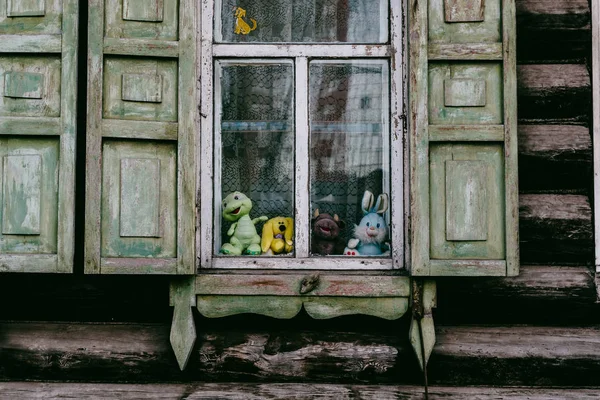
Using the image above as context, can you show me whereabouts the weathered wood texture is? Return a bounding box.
[517,64,591,124]
[1,382,600,400]
[1,265,596,326]
[595,0,600,273]
[2,322,600,386]
[516,0,590,63]
[519,194,593,264]
[435,264,598,325]
[518,125,592,191]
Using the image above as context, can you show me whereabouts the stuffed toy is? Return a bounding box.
[344,191,389,256]
[261,216,294,255]
[220,191,268,255]
[311,209,346,255]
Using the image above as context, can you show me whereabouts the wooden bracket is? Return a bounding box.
[169,277,197,370]
[409,279,437,370]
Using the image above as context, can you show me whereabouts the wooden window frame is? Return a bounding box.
[197,0,407,271]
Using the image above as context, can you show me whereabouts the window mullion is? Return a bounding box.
[391,0,404,269]
[199,0,215,268]
[295,56,310,258]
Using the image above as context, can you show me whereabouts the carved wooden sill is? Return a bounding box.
[169,275,436,372]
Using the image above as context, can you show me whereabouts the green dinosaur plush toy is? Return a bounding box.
[220,191,268,255]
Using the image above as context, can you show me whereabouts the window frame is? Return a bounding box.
[197,0,406,271]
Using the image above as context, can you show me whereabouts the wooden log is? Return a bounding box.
[436,265,598,325]
[2,322,600,386]
[0,275,171,322]
[0,266,595,327]
[517,64,590,124]
[1,382,600,400]
[519,194,593,264]
[0,267,596,328]
[518,125,592,191]
[516,0,590,63]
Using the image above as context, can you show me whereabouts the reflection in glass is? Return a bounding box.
[217,0,388,43]
[216,61,294,255]
[309,61,389,256]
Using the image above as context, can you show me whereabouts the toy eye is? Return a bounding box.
[366,222,370,227]
[234,195,239,200]
[223,203,227,208]
[377,223,380,228]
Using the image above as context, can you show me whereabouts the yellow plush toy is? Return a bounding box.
[261,217,294,255]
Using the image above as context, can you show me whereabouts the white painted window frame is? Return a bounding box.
[593,0,600,273]
[198,0,405,270]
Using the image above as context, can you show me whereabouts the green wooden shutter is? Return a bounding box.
[410,0,518,276]
[0,1,77,273]
[85,0,196,274]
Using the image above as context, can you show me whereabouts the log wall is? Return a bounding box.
[0,0,598,394]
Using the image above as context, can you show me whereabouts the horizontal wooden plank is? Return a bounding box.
[516,0,590,62]
[1,265,595,325]
[100,258,178,274]
[0,35,61,53]
[519,124,591,157]
[429,260,506,276]
[103,38,179,58]
[517,0,590,25]
[445,265,595,299]
[519,194,593,264]
[0,254,58,273]
[196,274,411,297]
[518,124,591,191]
[0,117,61,136]
[428,43,503,60]
[2,382,600,400]
[212,44,390,58]
[435,265,598,325]
[102,119,178,141]
[2,322,600,385]
[429,125,504,141]
[517,64,590,123]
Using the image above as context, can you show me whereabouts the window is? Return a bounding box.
[198,0,405,270]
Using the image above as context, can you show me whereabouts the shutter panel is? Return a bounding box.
[410,0,518,276]
[0,0,77,272]
[86,0,196,274]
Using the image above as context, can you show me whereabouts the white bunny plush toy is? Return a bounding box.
[344,190,390,256]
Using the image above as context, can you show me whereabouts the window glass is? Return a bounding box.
[309,60,390,256]
[216,0,388,43]
[215,61,295,256]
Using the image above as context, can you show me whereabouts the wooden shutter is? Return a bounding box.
[0,0,77,272]
[86,0,196,274]
[409,0,518,276]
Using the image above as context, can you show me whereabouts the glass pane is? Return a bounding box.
[217,0,388,43]
[216,61,295,256]
[309,60,389,257]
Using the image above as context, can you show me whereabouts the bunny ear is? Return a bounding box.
[361,191,374,214]
[375,193,389,214]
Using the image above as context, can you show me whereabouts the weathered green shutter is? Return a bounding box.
[410,0,518,276]
[85,0,196,274]
[0,0,77,272]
